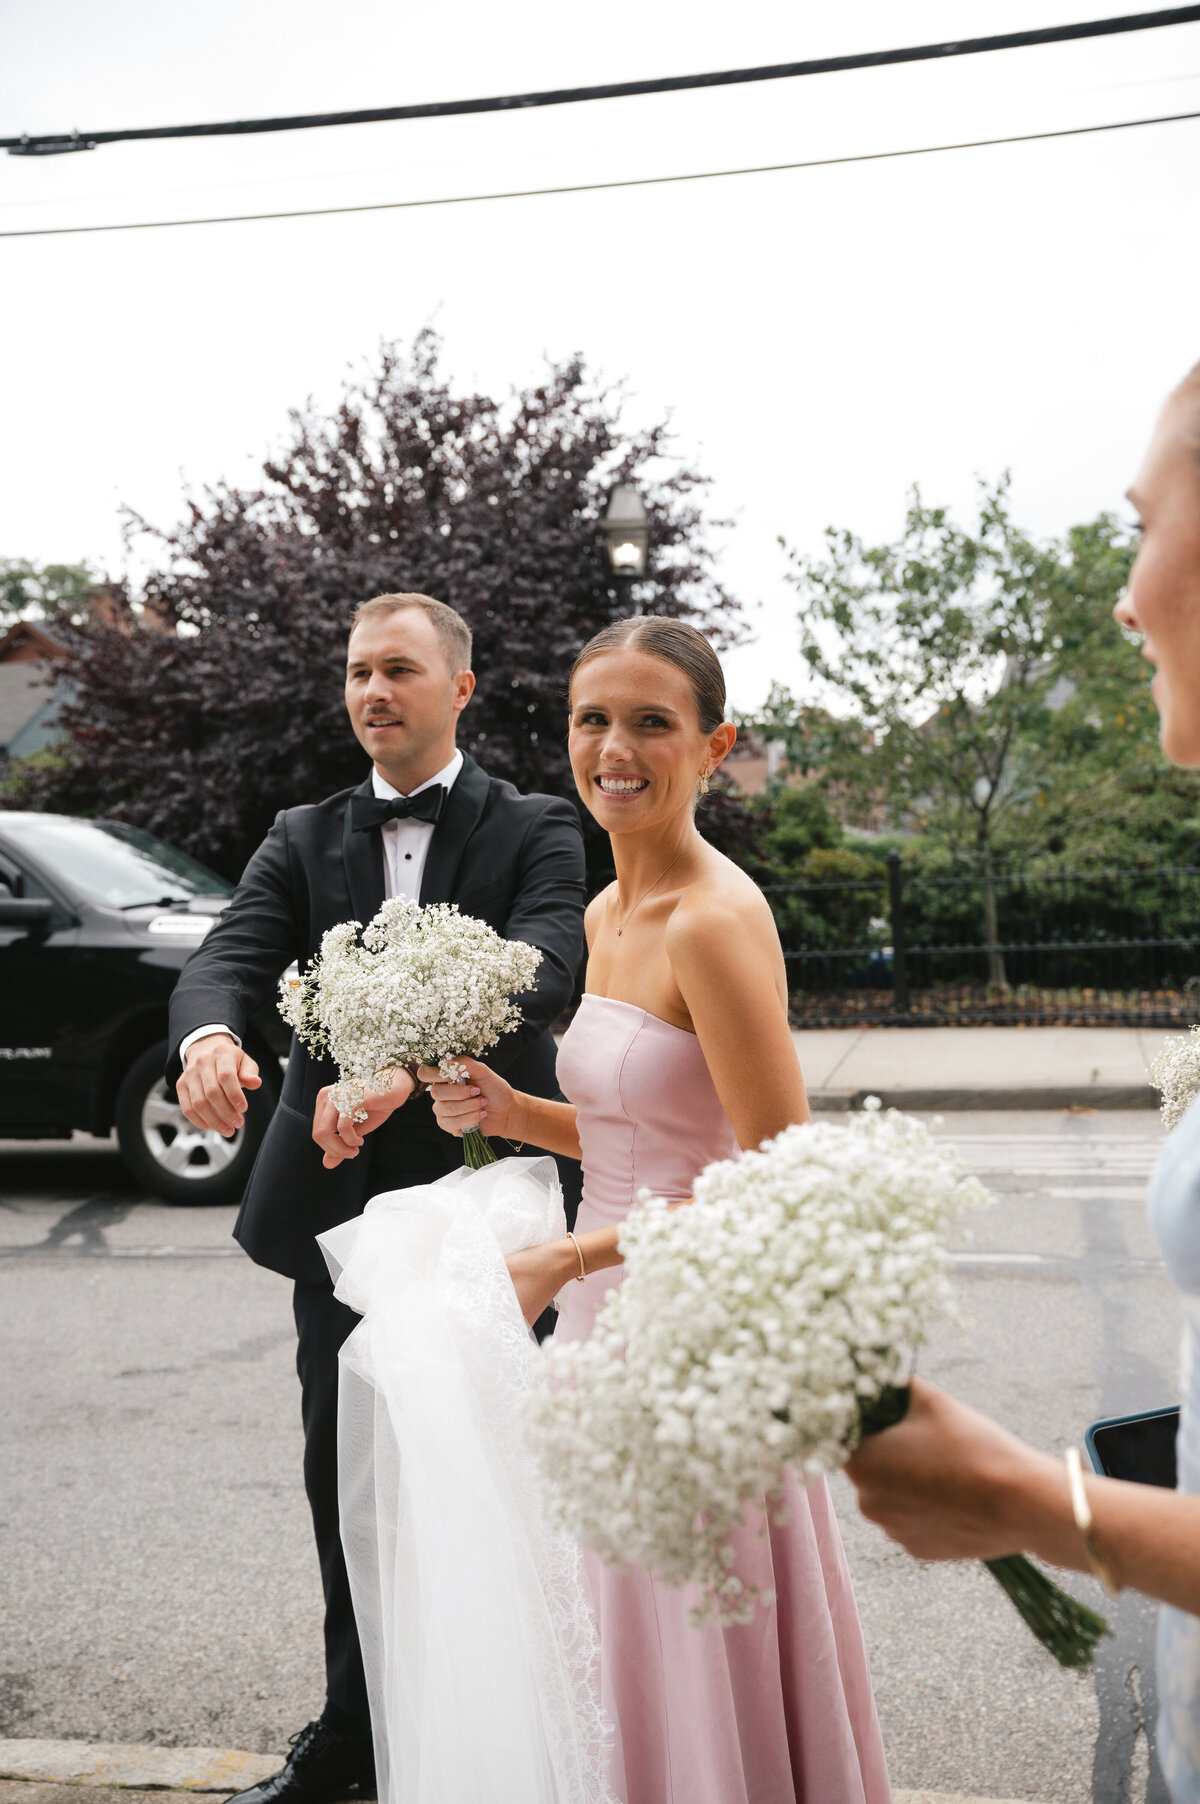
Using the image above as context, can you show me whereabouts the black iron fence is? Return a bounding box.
[766,853,1200,1026]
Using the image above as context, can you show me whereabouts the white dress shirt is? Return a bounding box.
[372,750,463,901]
[179,751,464,1064]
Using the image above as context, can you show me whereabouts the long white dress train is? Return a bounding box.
[318,1157,612,1804]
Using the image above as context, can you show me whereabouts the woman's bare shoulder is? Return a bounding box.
[584,885,615,948]
[666,851,777,949]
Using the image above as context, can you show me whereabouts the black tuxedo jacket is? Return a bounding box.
[167,755,587,1282]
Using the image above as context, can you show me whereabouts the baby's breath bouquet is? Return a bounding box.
[1148,1026,1200,1129]
[279,897,542,1168]
[529,1105,1109,1668]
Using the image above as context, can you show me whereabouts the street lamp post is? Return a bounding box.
[602,486,650,580]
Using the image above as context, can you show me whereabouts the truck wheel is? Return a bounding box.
[115,1039,279,1206]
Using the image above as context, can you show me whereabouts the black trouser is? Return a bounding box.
[290,1118,452,1738]
[289,1129,580,1735]
[292,1275,373,1739]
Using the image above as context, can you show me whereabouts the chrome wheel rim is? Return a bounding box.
[140,1077,242,1178]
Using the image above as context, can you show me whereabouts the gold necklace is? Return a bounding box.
[615,842,687,936]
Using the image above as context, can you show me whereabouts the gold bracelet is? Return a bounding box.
[1065,1446,1121,1598]
[566,1231,587,1283]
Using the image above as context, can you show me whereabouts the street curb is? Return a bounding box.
[0,1751,1038,1804]
[809,1084,1157,1113]
[0,1745,279,1795]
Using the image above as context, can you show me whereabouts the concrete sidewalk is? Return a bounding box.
[795,1023,1184,1111]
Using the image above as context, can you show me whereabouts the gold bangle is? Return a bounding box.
[566,1231,587,1283]
[1065,1446,1121,1598]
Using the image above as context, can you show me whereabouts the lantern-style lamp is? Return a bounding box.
[602,486,650,578]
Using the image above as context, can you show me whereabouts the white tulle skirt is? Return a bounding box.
[317,1158,613,1804]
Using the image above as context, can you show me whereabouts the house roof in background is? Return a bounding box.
[0,619,67,664]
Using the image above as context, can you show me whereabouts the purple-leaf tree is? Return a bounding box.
[10,333,748,881]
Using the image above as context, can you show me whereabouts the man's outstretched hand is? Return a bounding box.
[312,1069,416,1168]
[177,1033,262,1137]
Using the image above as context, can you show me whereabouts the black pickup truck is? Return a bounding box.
[0,811,287,1203]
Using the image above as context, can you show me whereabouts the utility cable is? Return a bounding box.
[4,6,1200,156]
[1,106,1195,239]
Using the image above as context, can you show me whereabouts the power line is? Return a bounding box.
[1,106,1195,239]
[5,6,1200,156]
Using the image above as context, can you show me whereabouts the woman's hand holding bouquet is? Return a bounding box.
[846,1376,1071,1560]
[419,1055,520,1144]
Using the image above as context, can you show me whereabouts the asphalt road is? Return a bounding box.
[0,1112,1180,1803]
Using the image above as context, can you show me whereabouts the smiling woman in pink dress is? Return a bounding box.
[424,617,891,1804]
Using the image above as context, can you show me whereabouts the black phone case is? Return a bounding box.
[1085,1407,1180,1489]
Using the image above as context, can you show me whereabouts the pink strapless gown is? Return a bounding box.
[554,995,892,1804]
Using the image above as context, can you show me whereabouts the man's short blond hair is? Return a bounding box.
[350,592,472,672]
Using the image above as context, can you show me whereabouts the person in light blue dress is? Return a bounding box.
[844,355,1200,1803]
[1149,1099,1200,1798]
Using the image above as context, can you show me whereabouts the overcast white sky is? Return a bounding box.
[1,0,1198,707]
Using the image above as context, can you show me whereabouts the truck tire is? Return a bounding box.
[115,1038,280,1206]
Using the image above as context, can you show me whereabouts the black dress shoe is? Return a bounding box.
[226,1719,376,1804]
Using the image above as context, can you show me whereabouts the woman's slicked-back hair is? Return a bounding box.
[568,617,727,733]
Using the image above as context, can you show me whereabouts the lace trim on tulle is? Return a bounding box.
[323,1159,616,1804]
[441,1196,613,1798]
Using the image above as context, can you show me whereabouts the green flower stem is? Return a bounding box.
[857,1383,1110,1670]
[462,1126,498,1169]
[982,1555,1109,1670]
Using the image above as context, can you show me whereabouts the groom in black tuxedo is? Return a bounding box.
[169,592,586,1804]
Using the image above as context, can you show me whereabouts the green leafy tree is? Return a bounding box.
[739,684,863,780]
[743,781,885,978]
[752,779,841,866]
[0,559,96,625]
[778,480,1150,989]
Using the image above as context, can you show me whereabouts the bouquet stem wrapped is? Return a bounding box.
[461,1123,499,1170]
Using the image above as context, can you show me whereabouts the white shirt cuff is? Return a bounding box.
[180,1024,242,1061]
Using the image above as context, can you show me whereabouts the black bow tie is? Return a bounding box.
[350,786,447,832]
